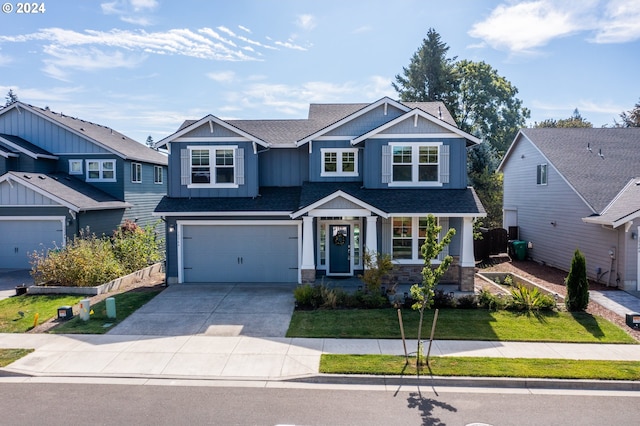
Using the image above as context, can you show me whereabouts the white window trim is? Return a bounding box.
[187,145,239,189]
[320,148,359,177]
[154,165,163,184]
[69,159,83,175]
[85,159,116,182]
[537,163,548,186]
[388,142,442,187]
[391,216,444,264]
[131,162,142,183]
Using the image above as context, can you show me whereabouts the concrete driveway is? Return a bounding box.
[0,269,32,300]
[108,283,297,337]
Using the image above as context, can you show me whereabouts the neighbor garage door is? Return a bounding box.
[0,218,64,268]
[181,223,299,283]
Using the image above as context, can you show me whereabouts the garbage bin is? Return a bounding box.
[512,240,527,261]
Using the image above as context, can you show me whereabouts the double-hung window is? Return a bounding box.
[321,148,358,177]
[154,166,163,184]
[69,160,83,175]
[184,146,242,188]
[537,164,548,185]
[131,163,142,183]
[387,142,444,186]
[86,160,116,182]
[392,216,448,262]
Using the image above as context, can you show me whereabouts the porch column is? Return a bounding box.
[461,216,475,267]
[365,215,378,267]
[300,215,316,282]
[459,216,476,292]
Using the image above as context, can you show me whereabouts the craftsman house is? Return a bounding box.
[0,102,167,268]
[499,128,640,292]
[154,97,485,290]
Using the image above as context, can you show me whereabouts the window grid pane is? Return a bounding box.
[324,152,337,172]
[392,217,413,259]
[342,152,355,172]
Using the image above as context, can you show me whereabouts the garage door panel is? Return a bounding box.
[0,219,63,268]
[182,224,298,283]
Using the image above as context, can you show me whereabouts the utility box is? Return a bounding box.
[626,313,640,329]
[57,306,73,320]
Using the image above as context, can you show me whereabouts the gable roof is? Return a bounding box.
[157,97,470,149]
[0,134,58,160]
[0,103,167,166]
[499,127,640,214]
[1,171,131,212]
[582,178,640,228]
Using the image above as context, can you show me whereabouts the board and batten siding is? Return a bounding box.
[259,147,308,186]
[502,137,621,282]
[0,108,111,155]
[324,104,406,137]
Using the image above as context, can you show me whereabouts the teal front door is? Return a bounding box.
[329,225,351,275]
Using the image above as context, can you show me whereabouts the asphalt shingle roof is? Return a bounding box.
[519,128,640,213]
[5,171,131,211]
[0,134,57,157]
[7,103,167,166]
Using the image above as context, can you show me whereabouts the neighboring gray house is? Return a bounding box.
[154,97,485,289]
[498,128,640,291]
[0,102,168,268]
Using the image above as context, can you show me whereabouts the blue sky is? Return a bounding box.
[1,0,639,144]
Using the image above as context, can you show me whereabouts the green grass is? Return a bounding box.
[0,294,84,332]
[0,348,34,367]
[320,354,640,381]
[50,290,162,334]
[287,308,636,344]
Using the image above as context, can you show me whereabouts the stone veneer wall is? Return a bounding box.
[301,269,316,283]
[384,257,474,291]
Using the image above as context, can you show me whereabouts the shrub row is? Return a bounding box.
[30,221,163,287]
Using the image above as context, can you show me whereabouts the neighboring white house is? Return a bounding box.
[498,128,640,292]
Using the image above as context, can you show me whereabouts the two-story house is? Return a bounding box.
[0,102,168,269]
[499,127,640,292]
[154,97,485,290]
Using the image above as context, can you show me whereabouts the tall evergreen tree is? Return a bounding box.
[5,89,18,107]
[392,28,457,106]
[146,135,154,148]
[565,249,589,312]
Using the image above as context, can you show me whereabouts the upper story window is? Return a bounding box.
[321,148,358,177]
[537,164,548,185]
[154,166,163,184]
[383,142,447,187]
[391,216,448,262]
[86,160,116,182]
[182,146,243,188]
[131,162,142,183]
[69,160,82,175]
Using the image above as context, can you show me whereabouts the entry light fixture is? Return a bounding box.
[168,225,175,233]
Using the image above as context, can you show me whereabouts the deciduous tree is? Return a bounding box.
[616,98,640,127]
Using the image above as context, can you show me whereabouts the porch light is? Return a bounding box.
[168,225,175,233]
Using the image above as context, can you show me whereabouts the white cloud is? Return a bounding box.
[42,45,145,80]
[296,14,317,31]
[274,40,308,51]
[101,0,158,26]
[207,71,236,83]
[238,25,252,34]
[469,0,640,54]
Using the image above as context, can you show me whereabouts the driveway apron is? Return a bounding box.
[107,283,297,337]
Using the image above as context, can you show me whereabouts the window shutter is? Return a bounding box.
[440,144,450,184]
[381,145,391,183]
[438,217,449,261]
[180,148,190,185]
[236,148,245,185]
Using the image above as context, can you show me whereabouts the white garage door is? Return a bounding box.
[181,223,299,283]
[0,218,64,268]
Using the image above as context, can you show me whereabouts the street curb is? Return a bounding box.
[287,374,640,391]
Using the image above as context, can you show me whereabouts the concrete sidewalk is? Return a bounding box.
[2,333,640,383]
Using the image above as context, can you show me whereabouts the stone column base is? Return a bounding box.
[301,269,316,283]
[460,266,475,292]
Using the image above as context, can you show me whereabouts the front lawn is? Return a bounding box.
[0,348,34,367]
[0,294,84,333]
[320,354,640,381]
[287,308,636,344]
[50,290,162,334]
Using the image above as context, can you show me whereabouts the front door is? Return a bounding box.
[329,224,351,275]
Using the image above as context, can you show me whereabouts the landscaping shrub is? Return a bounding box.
[359,251,394,294]
[111,220,163,274]
[565,249,589,312]
[433,289,456,308]
[477,289,506,311]
[30,223,163,287]
[506,284,556,312]
[456,294,478,309]
[30,229,124,287]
